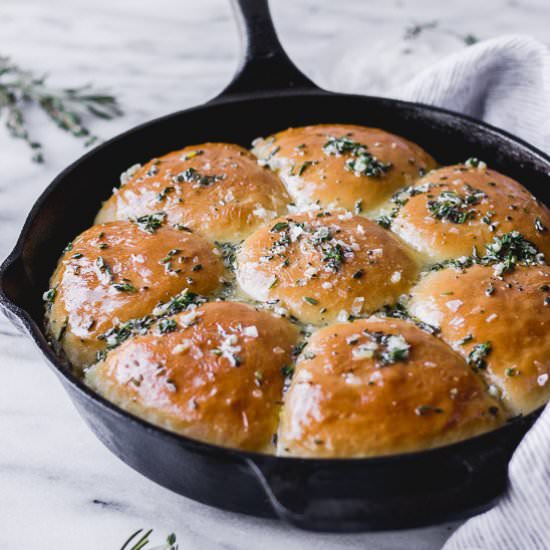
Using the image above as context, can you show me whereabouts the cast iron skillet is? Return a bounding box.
[0,0,547,532]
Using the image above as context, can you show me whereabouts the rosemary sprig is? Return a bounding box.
[120,529,178,550]
[0,56,122,162]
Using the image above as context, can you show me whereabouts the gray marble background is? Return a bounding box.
[1,0,549,548]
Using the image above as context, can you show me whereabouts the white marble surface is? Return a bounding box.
[1,0,549,548]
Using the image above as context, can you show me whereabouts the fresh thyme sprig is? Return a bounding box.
[0,56,122,162]
[120,529,178,550]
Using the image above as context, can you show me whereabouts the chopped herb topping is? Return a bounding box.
[303,296,319,305]
[158,318,177,334]
[173,167,224,187]
[464,157,485,169]
[430,231,544,274]
[99,315,155,349]
[292,341,306,357]
[157,186,175,201]
[482,231,544,274]
[427,186,485,224]
[112,282,137,292]
[297,160,317,176]
[377,215,393,229]
[215,241,237,270]
[415,405,444,416]
[468,342,492,369]
[271,221,289,233]
[392,182,434,207]
[380,303,440,335]
[133,212,166,233]
[321,243,345,272]
[281,365,295,377]
[354,331,411,366]
[43,287,56,305]
[346,154,391,177]
[152,288,206,317]
[323,135,391,178]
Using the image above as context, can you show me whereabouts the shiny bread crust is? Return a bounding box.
[391,163,550,263]
[236,211,419,324]
[409,264,550,414]
[96,142,291,242]
[252,124,436,213]
[46,220,224,370]
[278,317,504,458]
[86,302,299,452]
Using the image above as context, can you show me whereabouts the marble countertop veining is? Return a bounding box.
[1,1,548,548]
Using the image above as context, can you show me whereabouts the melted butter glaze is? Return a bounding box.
[409,264,550,414]
[252,124,436,213]
[236,211,419,324]
[95,143,291,243]
[391,163,550,263]
[86,302,299,452]
[46,221,224,370]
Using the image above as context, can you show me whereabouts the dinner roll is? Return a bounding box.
[409,264,550,414]
[236,211,419,325]
[390,161,550,263]
[45,221,223,370]
[95,143,291,242]
[86,302,299,452]
[278,317,504,458]
[251,124,435,213]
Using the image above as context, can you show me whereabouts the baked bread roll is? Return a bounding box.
[95,143,291,242]
[278,317,504,458]
[45,221,224,370]
[86,302,299,452]
[251,124,435,213]
[236,211,419,324]
[409,264,550,414]
[390,161,550,263]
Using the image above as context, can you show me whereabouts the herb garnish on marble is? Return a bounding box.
[0,56,122,162]
[119,528,178,550]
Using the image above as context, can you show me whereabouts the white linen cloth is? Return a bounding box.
[338,35,550,549]
[400,35,550,550]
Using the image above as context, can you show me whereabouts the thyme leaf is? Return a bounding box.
[0,56,122,162]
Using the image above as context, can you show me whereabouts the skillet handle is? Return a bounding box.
[215,0,319,99]
[246,448,509,532]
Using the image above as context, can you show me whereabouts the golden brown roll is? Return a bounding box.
[409,264,550,414]
[278,317,504,458]
[235,211,419,325]
[45,220,224,370]
[390,162,550,263]
[251,124,436,213]
[95,143,291,242]
[85,302,299,452]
